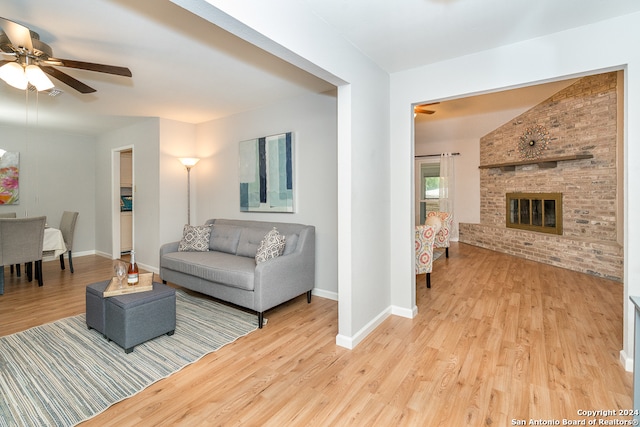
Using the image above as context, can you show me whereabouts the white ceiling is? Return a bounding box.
[305,0,640,74]
[414,78,578,141]
[0,0,334,134]
[1,0,639,135]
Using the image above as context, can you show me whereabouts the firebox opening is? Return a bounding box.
[506,192,563,235]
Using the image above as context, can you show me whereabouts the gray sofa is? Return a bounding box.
[159,219,315,328]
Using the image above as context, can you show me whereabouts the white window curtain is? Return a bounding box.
[439,153,455,214]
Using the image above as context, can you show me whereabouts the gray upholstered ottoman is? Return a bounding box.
[86,281,176,353]
[86,280,110,337]
[104,282,176,353]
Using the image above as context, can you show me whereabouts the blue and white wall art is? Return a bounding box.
[239,132,294,212]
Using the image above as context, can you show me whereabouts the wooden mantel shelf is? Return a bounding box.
[479,154,593,172]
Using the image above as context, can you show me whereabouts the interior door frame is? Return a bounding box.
[111,145,134,259]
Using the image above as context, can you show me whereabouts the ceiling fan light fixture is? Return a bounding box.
[25,64,54,91]
[0,61,27,90]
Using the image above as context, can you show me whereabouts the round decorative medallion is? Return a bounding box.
[518,125,549,160]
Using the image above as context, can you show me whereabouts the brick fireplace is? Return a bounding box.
[459,72,623,281]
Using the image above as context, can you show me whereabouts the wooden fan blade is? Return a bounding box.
[0,17,33,51]
[414,102,440,115]
[50,58,132,77]
[414,106,436,115]
[40,65,96,94]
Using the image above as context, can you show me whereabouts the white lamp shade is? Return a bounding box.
[179,157,200,167]
[0,62,28,90]
[25,64,54,91]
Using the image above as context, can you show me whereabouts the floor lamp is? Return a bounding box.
[178,157,200,225]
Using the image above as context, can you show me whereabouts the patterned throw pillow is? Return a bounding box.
[178,224,212,252]
[255,227,286,264]
[425,215,442,235]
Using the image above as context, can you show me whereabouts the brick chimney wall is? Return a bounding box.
[459,72,623,281]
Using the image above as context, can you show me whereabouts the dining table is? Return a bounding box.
[43,227,67,260]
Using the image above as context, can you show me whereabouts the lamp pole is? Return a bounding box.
[178,158,200,225]
[185,165,193,225]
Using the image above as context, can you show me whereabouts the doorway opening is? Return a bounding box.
[111,146,134,259]
[410,69,626,364]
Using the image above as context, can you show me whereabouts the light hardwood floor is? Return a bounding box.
[0,243,632,426]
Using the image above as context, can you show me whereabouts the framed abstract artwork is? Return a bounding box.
[239,132,294,212]
[0,151,19,205]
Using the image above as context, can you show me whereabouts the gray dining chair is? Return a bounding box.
[59,211,79,273]
[0,216,46,295]
[0,213,22,276]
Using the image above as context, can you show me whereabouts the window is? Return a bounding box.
[419,162,440,223]
[423,176,440,199]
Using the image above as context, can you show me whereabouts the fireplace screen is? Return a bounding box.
[506,192,562,235]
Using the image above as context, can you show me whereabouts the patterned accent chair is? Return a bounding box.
[426,211,453,258]
[415,224,436,288]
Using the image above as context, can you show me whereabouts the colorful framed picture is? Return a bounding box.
[0,151,19,205]
[239,132,294,212]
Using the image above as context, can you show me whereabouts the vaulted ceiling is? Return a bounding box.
[1,0,638,135]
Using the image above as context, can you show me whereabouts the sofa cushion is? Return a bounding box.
[236,227,271,258]
[209,224,242,254]
[178,224,211,252]
[162,251,256,290]
[255,227,286,264]
[283,233,298,256]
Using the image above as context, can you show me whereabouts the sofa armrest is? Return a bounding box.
[160,241,180,259]
[253,226,315,312]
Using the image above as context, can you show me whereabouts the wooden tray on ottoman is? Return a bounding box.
[103,272,154,297]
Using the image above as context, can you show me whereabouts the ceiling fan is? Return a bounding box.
[0,16,131,94]
[414,102,440,115]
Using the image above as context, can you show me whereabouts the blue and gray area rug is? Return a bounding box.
[0,290,260,427]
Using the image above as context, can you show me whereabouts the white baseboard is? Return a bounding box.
[335,303,417,349]
[312,288,337,301]
[43,249,98,263]
[620,349,634,372]
[141,263,160,275]
[59,250,160,274]
[94,250,112,259]
[335,306,391,350]
[391,304,417,319]
[75,250,99,258]
[335,333,354,349]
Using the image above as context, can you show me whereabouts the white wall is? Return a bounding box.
[158,118,198,246]
[96,118,160,270]
[192,90,338,298]
[0,125,96,256]
[173,0,391,348]
[391,12,640,369]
